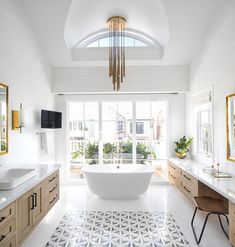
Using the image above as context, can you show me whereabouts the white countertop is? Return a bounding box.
[0,164,60,210]
[169,158,235,203]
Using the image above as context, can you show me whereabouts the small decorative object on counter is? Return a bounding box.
[174,136,193,159]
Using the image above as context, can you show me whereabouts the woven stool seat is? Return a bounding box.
[194,196,228,214]
[191,196,229,244]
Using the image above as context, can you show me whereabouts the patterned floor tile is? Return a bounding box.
[46,211,189,247]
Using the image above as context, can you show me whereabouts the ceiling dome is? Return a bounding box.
[64,0,170,49]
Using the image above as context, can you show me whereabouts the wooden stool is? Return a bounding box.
[191,196,229,244]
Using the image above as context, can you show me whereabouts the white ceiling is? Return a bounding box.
[21,0,222,67]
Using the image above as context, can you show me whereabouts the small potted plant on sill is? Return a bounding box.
[174,136,193,159]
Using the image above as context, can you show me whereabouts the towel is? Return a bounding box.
[40,132,48,155]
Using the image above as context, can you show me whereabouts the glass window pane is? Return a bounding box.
[136,102,151,119]
[84,121,99,140]
[136,121,151,139]
[102,121,117,141]
[119,141,133,164]
[84,102,98,121]
[69,102,83,121]
[117,102,132,120]
[85,142,99,164]
[99,37,109,47]
[136,141,151,164]
[124,37,134,47]
[152,140,167,159]
[102,102,117,120]
[134,40,147,47]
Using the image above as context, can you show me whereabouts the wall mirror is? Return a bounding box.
[226,94,235,162]
[0,83,8,154]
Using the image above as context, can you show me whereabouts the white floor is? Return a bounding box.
[22,184,230,247]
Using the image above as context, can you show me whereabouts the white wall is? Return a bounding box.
[52,65,189,93]
[0,0,55,167]
[188,0,235,166]
[55,93,186,182]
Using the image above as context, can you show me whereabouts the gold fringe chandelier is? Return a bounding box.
[107,16,127,91]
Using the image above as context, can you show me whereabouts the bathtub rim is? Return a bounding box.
[81,164,154,174]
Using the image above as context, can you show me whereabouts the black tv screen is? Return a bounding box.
[41,110,62,129]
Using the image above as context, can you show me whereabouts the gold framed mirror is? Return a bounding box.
[0,83,8,155]
[226,93,235,162]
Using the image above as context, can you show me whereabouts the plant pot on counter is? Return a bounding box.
[175,152,187,159]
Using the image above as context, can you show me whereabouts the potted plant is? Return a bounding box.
[137,143,156,164]
[85,143,99,164]
[174,136,193,159]
[103,143,117,163]
[120,141,133,163]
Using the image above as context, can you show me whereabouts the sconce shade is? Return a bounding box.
[19,107,26,127]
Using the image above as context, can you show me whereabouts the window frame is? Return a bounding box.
[193,91,213,160]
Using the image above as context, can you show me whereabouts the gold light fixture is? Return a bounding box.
[107,16,126,91]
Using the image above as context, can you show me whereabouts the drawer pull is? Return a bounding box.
[49,195,57,204]
[49,185,57,193]
[183,186,191,193]
[30,194,34,210]
[49,175,57,183]
[171,166,176,170]
[0,216,6,223]
[33,193,37,208]
[0,235,5,242]
[171,174,176,179]
[183,175,191,181]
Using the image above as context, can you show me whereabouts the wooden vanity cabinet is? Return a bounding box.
[32,183,44,226]
[229,201,235,246]
[168,162,180,188]
[17,190,33,244]
[17,182,44,244]
[0,202,16,247]
[180,170,198,199]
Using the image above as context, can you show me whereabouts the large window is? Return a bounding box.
[193,94,212,157]
[68,101,168,166]
[87,37,147,48]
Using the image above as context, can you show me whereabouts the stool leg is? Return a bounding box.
[191,207,211,244]
[218,214,229,239]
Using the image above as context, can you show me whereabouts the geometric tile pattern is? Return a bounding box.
[46,211,190,247]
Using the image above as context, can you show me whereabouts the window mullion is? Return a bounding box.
[133,102,136,164]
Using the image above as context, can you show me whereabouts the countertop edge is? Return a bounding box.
[0,166,60,210]
[168,158,235,204]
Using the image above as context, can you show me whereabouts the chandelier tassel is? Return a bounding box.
[107,16,126,91]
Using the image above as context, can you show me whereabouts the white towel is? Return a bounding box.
[40,132,48,155]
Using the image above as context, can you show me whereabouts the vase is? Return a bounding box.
[176,152,187,159]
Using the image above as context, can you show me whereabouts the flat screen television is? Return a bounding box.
[41,110,62,129]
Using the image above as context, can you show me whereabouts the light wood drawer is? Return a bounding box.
[45,190,59,213]
[0,218,16,247]
[181,170,198,187]
[168,162,180,173]
[45,179,59,198]
[45,170,59,188]
[2,234,16,247]
[181,179,197,199]
[0,203,16,229]
[230,201,235,221]
[168,170,180,188]
[229,218,235,246]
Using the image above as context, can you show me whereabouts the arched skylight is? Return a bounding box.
[86,37,148,48]
[75,29,160,49]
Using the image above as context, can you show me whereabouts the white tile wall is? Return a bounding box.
[0,0,55,167]
[188,0,235,166]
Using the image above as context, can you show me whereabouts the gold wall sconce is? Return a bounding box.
[12,103,26,133]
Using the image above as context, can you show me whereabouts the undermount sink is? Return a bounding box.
[0,169,36,190]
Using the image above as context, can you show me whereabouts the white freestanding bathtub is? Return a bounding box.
[82,164,154,199]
